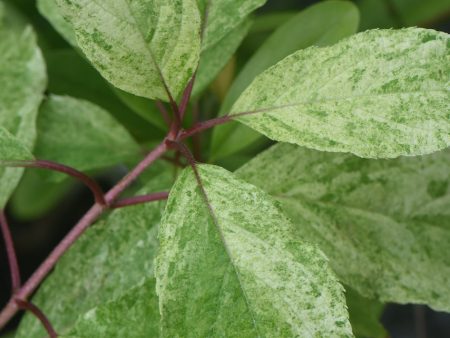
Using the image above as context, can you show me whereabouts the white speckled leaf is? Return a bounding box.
[211,0,360,160]
[16,173,171,338]
[197,0,266,50]
[0,3,47,207]
[38,0,77,46]
[54,0,201,100]
[232,28,450,158]
[65,279,160,338]
[237,143,450,311]
[34,95,141,182]
[156,165,353,337]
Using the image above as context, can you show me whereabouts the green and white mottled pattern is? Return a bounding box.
[16,174,171,338]
[193,18,252,97]
[197,0,266,50]
[232,28,450,158]
[0,3,46,207]
[35,95,141,182]
[237,143,450,311]
[156,165,353,337]
[65,279,160,338]
[55,0,201,100]
[38,0,77,46]
[211,0,360,160]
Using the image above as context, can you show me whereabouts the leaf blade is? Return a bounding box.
[156,165,353,337]
[232,28,450,158]
[16,173,171,337]
[0,3,47,207]
[237,143,450,311]
[211,0,360,160]
[34,95,141,182]
[54,0,201,100]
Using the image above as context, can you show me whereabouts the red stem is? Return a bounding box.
[179,73,196,119]
[15,300,58,338]
[179,103,300,140]
[2,160,106,206]
[110,192,169,209]
[0,142,168,329]
[0,211,21,292]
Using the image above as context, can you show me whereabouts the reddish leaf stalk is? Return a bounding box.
[0,211,21,292]
[179,103,300,140]
[15,300,58,338]
[2,160,106,206]
[179,73,197,119]
[110,192,169,209]
[0,142,168,330]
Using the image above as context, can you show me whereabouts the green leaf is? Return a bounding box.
[64,279,159,338]
[197,0,266,51]
[10,170,73,220]
[193,18,252,97]
[192,0,270,97]
[112,88,167,131]
[38,0,77,46]
[393,0,450,26]
[237,143,450,311]
[231,28,450,159]
[346,287,385,338]
[54,0,201,100]
[156,165,353,337]
[45,49,165,140]
[0,127,33,161]
[357,0,450,30]
[0,3,47,207]
[16,174,171,337]
[211,0,360,160]
[34,95,141,182]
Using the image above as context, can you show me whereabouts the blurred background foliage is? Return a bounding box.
[1,0,449,337]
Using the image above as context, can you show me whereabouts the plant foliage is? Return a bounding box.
[0,0,449,337]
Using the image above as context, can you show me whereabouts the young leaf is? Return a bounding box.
[231,28,450,158]
[34,95,141,182]
[156,165,353,337]
[16,173,171,338]
[64,279,159,338]
[211,0,360,160]
[0,3,47,207]
[237,143,450,311]
[193,18,252,97]
[54,0,201,100]
[198,0,266,50]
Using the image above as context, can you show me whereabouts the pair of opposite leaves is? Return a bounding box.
[52,0,449,159]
